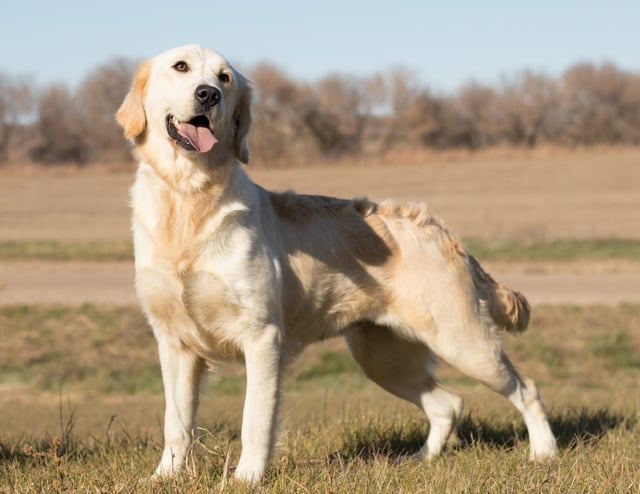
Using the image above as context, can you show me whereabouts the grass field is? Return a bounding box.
[1,150,639,491]
[1,304,639,493]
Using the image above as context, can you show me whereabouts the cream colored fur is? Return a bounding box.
[117,44,557,485]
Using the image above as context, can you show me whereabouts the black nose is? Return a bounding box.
[195,84,221,107]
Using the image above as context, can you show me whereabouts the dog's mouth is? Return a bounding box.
[166,114,218,153]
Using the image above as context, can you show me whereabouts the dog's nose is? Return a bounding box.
[195,85,221,107]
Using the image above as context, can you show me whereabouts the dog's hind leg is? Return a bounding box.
[425,319,558,462]
[153,332,207,478]
[345,323,463,461]
[491,352,558,461]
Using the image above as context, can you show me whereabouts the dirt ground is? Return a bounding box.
[1,148,639,305]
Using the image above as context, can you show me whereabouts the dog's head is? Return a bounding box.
[117,45,252,167]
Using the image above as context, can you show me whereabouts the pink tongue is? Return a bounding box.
[177,122,218,153]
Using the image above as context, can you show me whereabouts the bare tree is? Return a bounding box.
[378,67,442,150]
[0,73,33,162]
[562,63,640,145]
[75,58,137,161]
[387,66,423,116]
[249,62,314,165]
[31,83,89,164]
[300,74,371,156]
[13,56,640,166]
[499,71,563,146]
[422,82,501,149]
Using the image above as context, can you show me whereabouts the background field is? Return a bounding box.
[1,148,639,492]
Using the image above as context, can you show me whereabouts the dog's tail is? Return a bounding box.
[467,254,530,333]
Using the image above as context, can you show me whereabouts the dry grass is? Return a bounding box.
[2,148,640,242]
[2,409,637,493]
[1,150,639,490]
[1,303,639,492]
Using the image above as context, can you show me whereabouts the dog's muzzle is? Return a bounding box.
[166,84,221,153]
[166,114,218,153]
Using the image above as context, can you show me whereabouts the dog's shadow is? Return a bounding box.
[336,408,628,461]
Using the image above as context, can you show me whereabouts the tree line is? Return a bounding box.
[1,58,639,166]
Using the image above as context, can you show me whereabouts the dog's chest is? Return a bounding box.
[130,171,275,354]
[134,234,255,359]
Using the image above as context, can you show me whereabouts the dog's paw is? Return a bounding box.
[529,442,558,463]
[136,470,171,488]
[234,458,265,486]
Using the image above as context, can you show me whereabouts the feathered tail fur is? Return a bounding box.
[467,254,530,333]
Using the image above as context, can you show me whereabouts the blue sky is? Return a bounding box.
[3,0,639,92]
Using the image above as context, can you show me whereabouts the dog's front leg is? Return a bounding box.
[235,323,282,485]
[153,333,206,478]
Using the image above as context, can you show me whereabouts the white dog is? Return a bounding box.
[116,44,557,484]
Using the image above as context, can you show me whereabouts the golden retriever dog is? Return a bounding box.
[116,44,557,484]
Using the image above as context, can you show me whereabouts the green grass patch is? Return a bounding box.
[0,240,133,261]
[296,350,361,381]
[0,304,160,394]
[2,237,640,262]
[2,303,640,397]
[207,375,246,396]
[589,331,640,369]
[464,237,640,261]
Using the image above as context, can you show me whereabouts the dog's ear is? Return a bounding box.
[116,61,150,139]
[234,78,253,165]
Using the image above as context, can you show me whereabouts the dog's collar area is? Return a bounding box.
[166,114,218,153]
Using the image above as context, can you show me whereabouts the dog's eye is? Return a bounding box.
[219,72,230,83]
[173,61,189,72]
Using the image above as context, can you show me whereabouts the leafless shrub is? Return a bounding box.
[299,73,372,156]
[562,62,640,145]
[443,82,501,148]
[498,71,563,146]
[30,84,90,164]
[0,73,34,162]
[2,56,639,167]
[28,58,135,164]
[378,67,443,150]
[248,62,317,165]
[75,58,136,161]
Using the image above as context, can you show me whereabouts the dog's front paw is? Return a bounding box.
[234,457,265,486]
[136,469,173,488]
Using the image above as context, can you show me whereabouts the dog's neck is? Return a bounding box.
[132,156,254,262]
[134,139,240,197]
